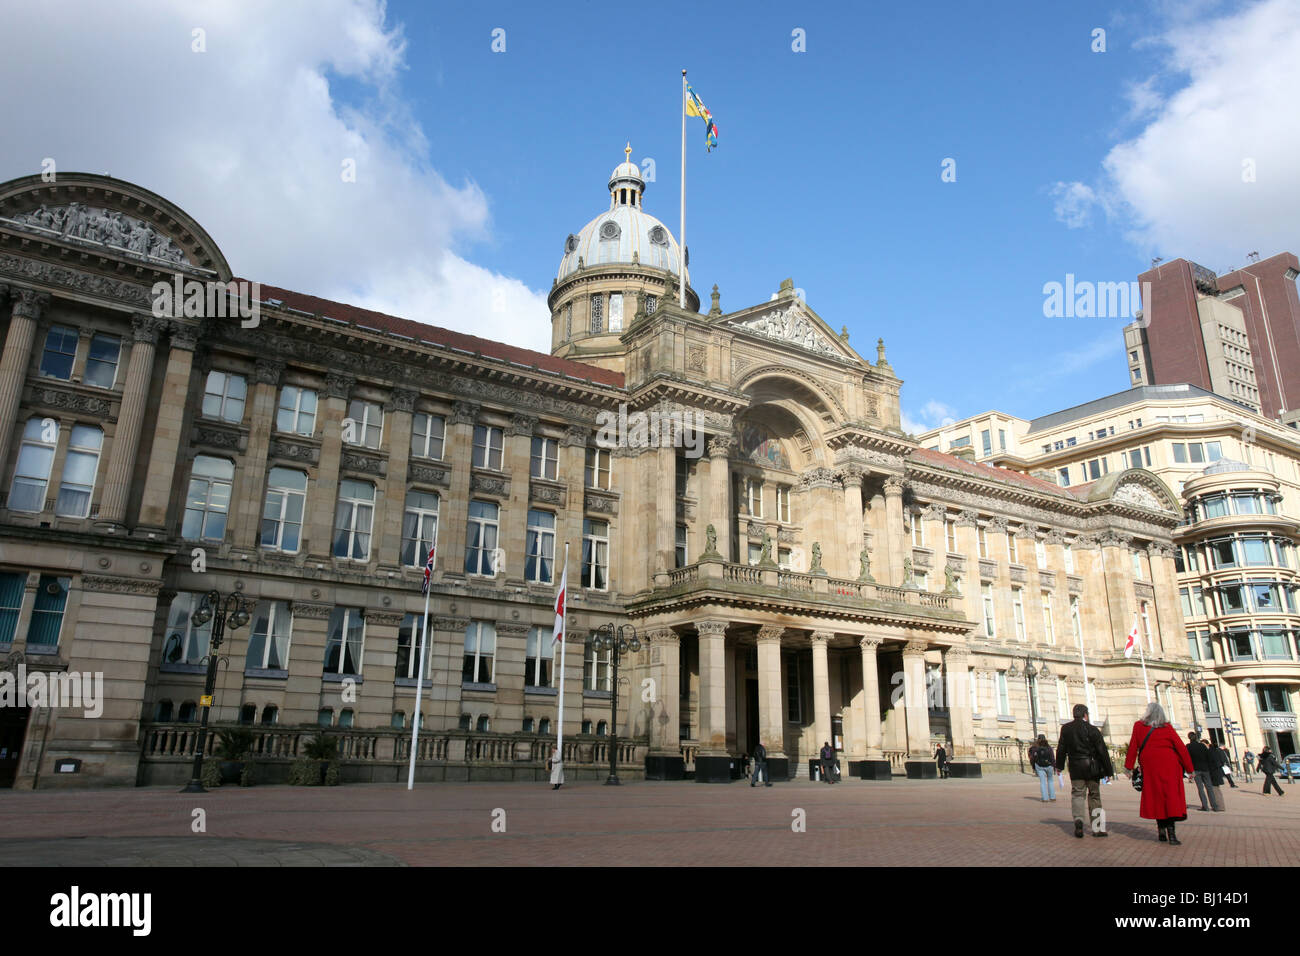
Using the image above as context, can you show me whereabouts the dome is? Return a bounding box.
[1203,458,1250,475]
[556,144,685,283]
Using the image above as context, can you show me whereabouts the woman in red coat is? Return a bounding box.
[1124,702,1194,845]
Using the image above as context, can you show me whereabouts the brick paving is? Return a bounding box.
[1,774,1296,866]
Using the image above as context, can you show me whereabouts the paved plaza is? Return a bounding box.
[1,773,1296,867]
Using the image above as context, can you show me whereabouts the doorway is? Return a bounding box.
[0,706,30,788]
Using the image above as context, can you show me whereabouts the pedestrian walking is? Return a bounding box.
[1258,747,1286,796]
[935,743,949,779]
[1029,734,1056,802]
[1055,703,1113,838]
[1124,702,1194,845]
[1210,740,1237,789]
[819,741,836,784]
[548,746,564,790]
[1243,749,1256,784]
[1186,731,1223,811]
[751,740,772,787]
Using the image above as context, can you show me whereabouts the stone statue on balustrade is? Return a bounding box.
[858,548,874,582]
[810,541,826,575]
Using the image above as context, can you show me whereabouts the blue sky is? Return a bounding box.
[3,0,1296,432]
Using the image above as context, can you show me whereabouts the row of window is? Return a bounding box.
[1052,440,1223,487]
[980,585,1095,648]
[1175,534,1298,573]
[38,325,121,389]
[11,418,103,517]
[1185,489,1281,522]
[740,478,792,521]
[1187,626,1299,664]
[0,572,71,647]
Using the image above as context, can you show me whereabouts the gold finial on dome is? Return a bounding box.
[625,142,632,162]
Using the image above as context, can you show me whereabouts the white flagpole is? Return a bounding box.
[1136,616,1152,702]
[679,68,687,309]
[407,564,433,790]
[556,542,569,766]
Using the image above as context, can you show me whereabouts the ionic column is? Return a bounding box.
[902,639,932,756]
[810,630,833,751]
[0,288,48,475]
[756,625,786,758]
[97,313,164,527]
[706,435,733,561]
[231,358,284,548]
[137,321,200,530]
[842,465,865,575]
[883,476,907,586]
[696,620,728,754]
[302,372,354,558]
[859,636,883,756]
[648,628,681,757]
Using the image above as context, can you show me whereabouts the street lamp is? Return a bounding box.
[181,589,250,793]
[1007,654,1051,743]
[588,622,640,786]
[1169,666,1205,734]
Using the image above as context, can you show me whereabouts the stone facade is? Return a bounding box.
[0,167,1190,788]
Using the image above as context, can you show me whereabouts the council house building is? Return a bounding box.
[0,157,1193,788]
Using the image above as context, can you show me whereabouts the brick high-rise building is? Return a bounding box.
[1124,253,1300,421]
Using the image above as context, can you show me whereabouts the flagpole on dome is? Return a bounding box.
[679,68,687,309]
[407,544,436,790]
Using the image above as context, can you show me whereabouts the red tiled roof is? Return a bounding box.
[910,447,1083,498]
[246,281,625,389]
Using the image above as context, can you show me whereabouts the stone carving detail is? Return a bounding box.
[1075,533,1099,551]
[585,492,618,515]
[1097,530,1132,549]
[922,503,947,522]
[131,313,166,345]
[389,387,418,413]
[777,526,796,543]
[507,414,537,437]
[866,396,880,419]
[367,610,405,628]
[408,463,448,486]
[1044,529,1066,545]
[859,636,882,651]
[32,387,111,417]
[858,549,874,582]
[254,359,285,387]
[1113,482,1165,512]
[451,401,480,425]
[561,424,589,447]
[0,255,151,308]
[292,602,333,619]
[6,203,190,263]
[169,321,200,351]
[1015,523,1038,539]
[342,452,385,476]
[470,474,508,497]
[903,639,929,656]
[955,509,980,528]
[195,425,242,450]
[79,574,161,596]
[687,345,706,372]
[531,482,566,506]
[987,515,1008,533]
[734,307,839,356]
[883,476,906,495]
[325,371,355,400]
[756,624,784,642]
[708,434,735,458]
[12,288,51,321]
[269,438,320,465]
[433,616,471,631]
[1009,566,1027,584]
[800,467,835,489]
[731,355,752,376]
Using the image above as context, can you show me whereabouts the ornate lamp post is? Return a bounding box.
[1169,666,1205,734]
[1007,654,1051,744]
[588,622,640,786]
[181,590,250,793]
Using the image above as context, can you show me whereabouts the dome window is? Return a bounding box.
[598,221,619,263]
[565,234,578,254]
[649,225,667,245]
[600,221,620,240]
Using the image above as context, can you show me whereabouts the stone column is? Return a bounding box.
[302,372,354,558]
[902,639,932,759]
[377,388,417,565]
[1149,543,1182,656]
[137,321,200,531]
[955,509,983,625]
[283,601,334,722]
[695,619,730,781]
[1235,679,1264,754]
[841,464,865,574]
[646,627,684,779]
[359,610,404,728]
[810,630,833,753]
[655,443,675,582]
[1099,531,1136,655]
[231,358,284,549]
[756,625,787,772]
[706,435,733,561]
[857,636,890,778]
[945,645,977,765]
[558,426,588,583]
[883,476,906,586]
[501,414,536,584]
[0,288,48,476]
[802,468,834,575]
[97,313,164,528]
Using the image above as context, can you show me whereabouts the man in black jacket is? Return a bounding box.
[751,741,771,787]
[1187,731,1222,811]
[1055,704,1114,838]
[1259,747,1286,796]
[1209,740,1236,789]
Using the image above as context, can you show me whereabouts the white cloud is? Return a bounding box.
[0,0,553,352]
[1066,0,1300,265]
[1050,181,1100,229]
[902,399,959,436]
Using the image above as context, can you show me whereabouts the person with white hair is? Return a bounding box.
[1124,701,1194,845]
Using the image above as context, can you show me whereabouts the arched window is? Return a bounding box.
[178,701,197,723]
[239,703,256,725]
[476,715,490,732]
[260,705,278,725]
[154,699,173,722]
[318,707,333,727]
[10,417,57,513]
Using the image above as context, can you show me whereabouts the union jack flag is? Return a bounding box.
[421,545,436,595]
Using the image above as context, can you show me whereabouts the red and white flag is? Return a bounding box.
[421,545,436,595]
[1123,616,1139,658]
[552,564,567,646]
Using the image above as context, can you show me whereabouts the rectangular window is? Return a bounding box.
[396,613,431,681]
[747,479,763,518]
[978,526,988,558]
[39,326,78,380]
[981,429,992,456]
[1257,686,1291,713]
[261,467,308,553]
[465,500,500,576]
[778,547,791,570]
[1140,601,1153,651]
[83,333,121,389]
[246,600,292,670]
[911,510,925,546]
[526,510,556,584]
[786,655,802,722]
[999,429,1007,451]
[1206,441,1222,462]
[945,518,957,553]
[1131,550,1143,579]
[982,584,996,638]
[1188,443,1205,463]
[163,592,213,665]
[676,454,688,498]
[410,412,445,460]
[1012,587,1026,640]
[776,485,791,523]
[1201,684,1219,715]
[525,626,553,688]
[333,479,375,560]
[55,424,102,517]
[1064,543,1073,574]
[1173,443,1187,464]
[970,667,980,716]
[748,541,763,566]
[345,399,383,449]
[584,641,612,691]
[26,575,69,649]
[1041,591,1055,644]
[1034,538,1046,568]
[996,671,1011,716]
[589,294,604,333]
[1056,678,1069,724]
[675,523,688,568]
[1058,467,1070,487]
[608,293,623,333]
[582,518,609,590]
[530,436,559,480]
[0,573,23,643]
[472,425,504,470]
[10,418,57,513]
[462,621,496,684]
[276,385,318,436]
[400,490,439,568]
[1007,532,1018,563]
[202,370,247,423]
[585,447,611,489]
[183,456,235,541]
[324,607,365,675]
